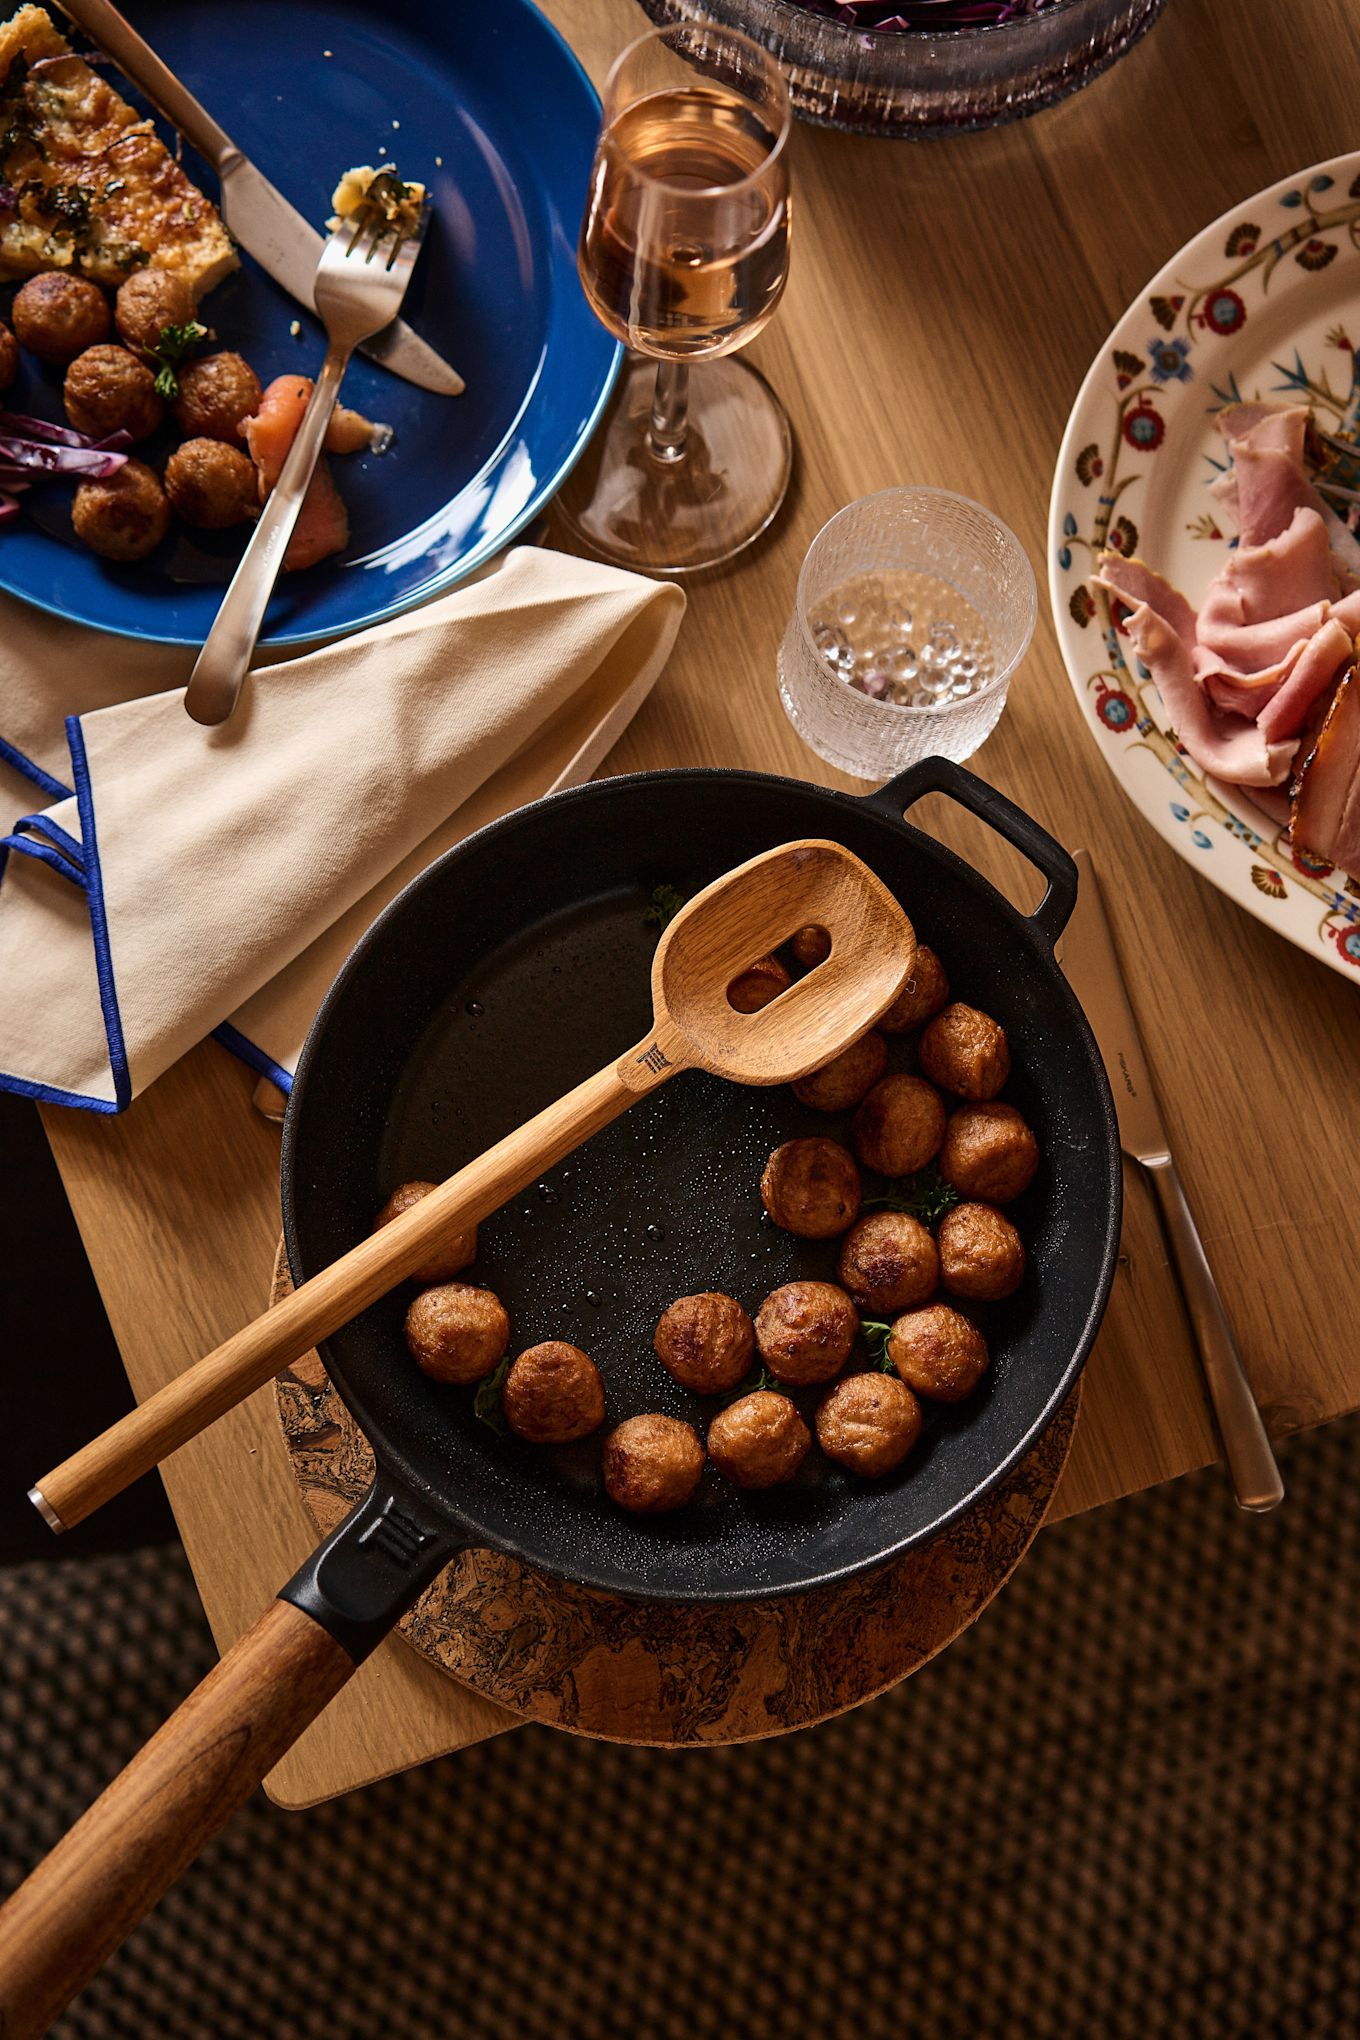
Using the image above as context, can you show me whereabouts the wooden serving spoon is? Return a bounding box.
[32,839,915,1533]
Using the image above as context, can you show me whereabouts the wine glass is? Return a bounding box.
[554,20,793,575]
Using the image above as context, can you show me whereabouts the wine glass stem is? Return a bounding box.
[647,360,690,466]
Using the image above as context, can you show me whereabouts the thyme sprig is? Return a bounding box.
[643,882,688,931]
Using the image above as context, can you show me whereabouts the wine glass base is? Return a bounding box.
[553,355,792,574]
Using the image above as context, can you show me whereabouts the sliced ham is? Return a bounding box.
[1258,617,1355,743]
[1208,507,1334,631]
[1101,589,1297,787]
[1085,403,1358,867]
[242,375,349,572]
[1291,668,1360,873]
[1092,552,1197,646]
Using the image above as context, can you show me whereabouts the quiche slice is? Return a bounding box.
[0,4,236,297]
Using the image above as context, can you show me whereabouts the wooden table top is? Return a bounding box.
[40,0,1360,1806]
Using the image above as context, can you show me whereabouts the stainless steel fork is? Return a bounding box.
[184,190,423,727]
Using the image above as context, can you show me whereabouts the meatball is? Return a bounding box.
[728,953,790,1013]
[164,438,259,528]
[403,1282,509,1385]
[878,944,949,1033]
[889,1304,988,1403]
[816,1373,923,1478]
[373,1180,476,1285]
[755,1280,858,1385]
[836,1211,938,1315]
[707,1391,810,1490]
[852,1075,947,1178]
[937,1202,1026,1302]
[919,1003,1011,1101]
[173,351,263,444]
[11,271,110,363]
[653,1292,753,1394]
[114,267,196,357]
[602,1414,704,1514]
[64,345,162,440]
[70,459,169,561]
[502,1341,605,1444]
[791,1029,887,1112]
[790,923,831,968]
[760,1138,861,1239]
[0,320,17,391]
[939,1102,1038,1204]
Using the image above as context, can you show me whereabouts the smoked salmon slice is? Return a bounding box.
[241,375,349,571]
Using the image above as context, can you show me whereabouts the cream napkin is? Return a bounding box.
[0,548,684,1111]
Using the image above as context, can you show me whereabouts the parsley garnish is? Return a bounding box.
[860,1320,897,1372]
[148,319,207,400]
[643,882,688,930]
[473,1353,512,1434]
[861,1164,960,1226]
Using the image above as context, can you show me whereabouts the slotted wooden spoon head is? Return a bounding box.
[654,840,916,1086]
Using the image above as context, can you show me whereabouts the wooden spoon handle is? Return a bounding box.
[0,1600,354,2040]
[35,1041,675,1531]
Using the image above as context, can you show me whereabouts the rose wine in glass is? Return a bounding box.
[555,23,793,574]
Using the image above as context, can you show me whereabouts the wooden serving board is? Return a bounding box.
[270,1244,1079,1746]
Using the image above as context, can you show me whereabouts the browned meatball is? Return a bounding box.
[707,1392,810,1490]
[760,1138,861,1239]
[939,1102,1038,1204]
[792,1029,887,1112]
[164,438,259,528]
[0,320,17,391]
[11,272,110,363]
[937,1202,1025,1301]
[70,459,169,561]
[836,1211,938,1315]
[919,1003,1011,1101]
[791,923,831,968]
[755,1280,858,1385]
[878,944,949,1033]
[64,345,162,441]
[374,1180,477,1284]
[173,351,263,444]
[502,1341,605,1444]
[653,1292,753,1394]
[816,1373,923,1477]
[852,1075,947,1178]
[404,1282,509,1385]
[603,1414,704,1513]
[728,953,790,1013]
[114,267,196,357]
[888,1304,989,1403]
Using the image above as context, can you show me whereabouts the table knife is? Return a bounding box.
[1061,848,1284,1513]
[54,0,465,397]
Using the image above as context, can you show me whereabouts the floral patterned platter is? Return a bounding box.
[1049,150,1360,979]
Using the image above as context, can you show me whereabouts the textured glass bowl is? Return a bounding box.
[777,487,1036,779]
[639,0,1168,136]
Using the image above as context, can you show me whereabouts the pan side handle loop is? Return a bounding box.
[861,756,1079,951]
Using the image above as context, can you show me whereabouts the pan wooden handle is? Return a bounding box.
[34,1042,678,1532]
[0,1600,354,2040]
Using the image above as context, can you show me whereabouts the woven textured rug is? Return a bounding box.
[3,1413,1359,2040]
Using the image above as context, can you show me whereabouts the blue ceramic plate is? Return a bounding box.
[0,0,619,645]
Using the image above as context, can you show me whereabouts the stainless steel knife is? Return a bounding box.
[1061,848,1284,1513]
[54,0,465,397]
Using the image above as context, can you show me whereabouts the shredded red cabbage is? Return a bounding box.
[0,413,130,528]
[793,0,1055,24]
